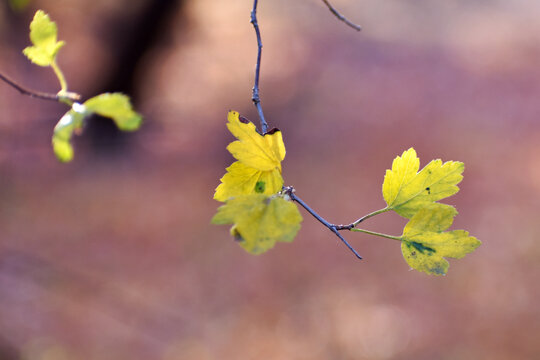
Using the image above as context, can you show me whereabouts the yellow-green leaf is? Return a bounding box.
[383,148,464,218]
[400,204,481,275]
[211,194,302,254]
[214,161,283,202]
[52,103,86,162]
[22,10,65,67]
[226,111,285,171]
[83,93,142,131]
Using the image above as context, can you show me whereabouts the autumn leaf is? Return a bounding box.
[23,10,65,67]
[211,194,302,254]
[214,161,284,202]
[382,148,464,218]
[226,111,285,171]
[400,204,481,275]
[214,111,285,201]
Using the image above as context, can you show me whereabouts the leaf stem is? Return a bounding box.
[283,186,362,259]
[350,228,402,242]
[51,60,68,93]
[250,0,269,134]
[321,0,362,32]
[351,207,391,226]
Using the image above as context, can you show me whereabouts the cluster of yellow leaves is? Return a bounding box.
[382,148,481,275]
[212,111,302,254]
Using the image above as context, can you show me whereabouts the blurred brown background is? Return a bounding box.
[0,0,539,359]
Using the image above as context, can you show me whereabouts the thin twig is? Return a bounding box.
[250,0,269,134]
[0,71,80,102]
[321,0,362,31]
[284,186,362,259]
[0,71,60,101]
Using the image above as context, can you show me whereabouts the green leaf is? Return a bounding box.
[383,148,464,218]
[50,94,142,162]
[52,103,87,162]
[22,10,65,66]
[400,204,481,275]
[212,194,302,254]
[83,93,142,131]
[214,161,284,202]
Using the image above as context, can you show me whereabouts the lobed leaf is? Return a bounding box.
[214,161,284,202]
[400,204,481,275]
[83,93,142,131]
[211,194,302,254]
[383,148,464,218]
[226,111,285,171]
[23,10,65,66]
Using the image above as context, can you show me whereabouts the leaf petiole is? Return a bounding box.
[51,59,68,94]
[351,207,391,227]
[350,228,402,242]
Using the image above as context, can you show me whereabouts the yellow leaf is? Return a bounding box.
[383,148,464,218]
[400,204,481,275]
[214,161,284,202]
[211,194,302,254]
[225,111,285,171]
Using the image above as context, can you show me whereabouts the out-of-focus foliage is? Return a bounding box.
[22,10,65,67]
[400,204,481,275]
[18,10,143,162]
[52,104,86,162]
[9,0,31,12]
[84,93,142,131]
[52,94,142,162]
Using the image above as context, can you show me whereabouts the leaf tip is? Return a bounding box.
[52,138,74,162]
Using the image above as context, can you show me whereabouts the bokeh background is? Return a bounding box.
[0,0,539,359]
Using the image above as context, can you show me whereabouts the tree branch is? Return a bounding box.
[283,186,362,259]
[0,71,80,102]
[250,0,269,134]
[321,0,362,31]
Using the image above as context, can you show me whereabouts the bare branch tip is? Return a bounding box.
[322,0,362,32]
